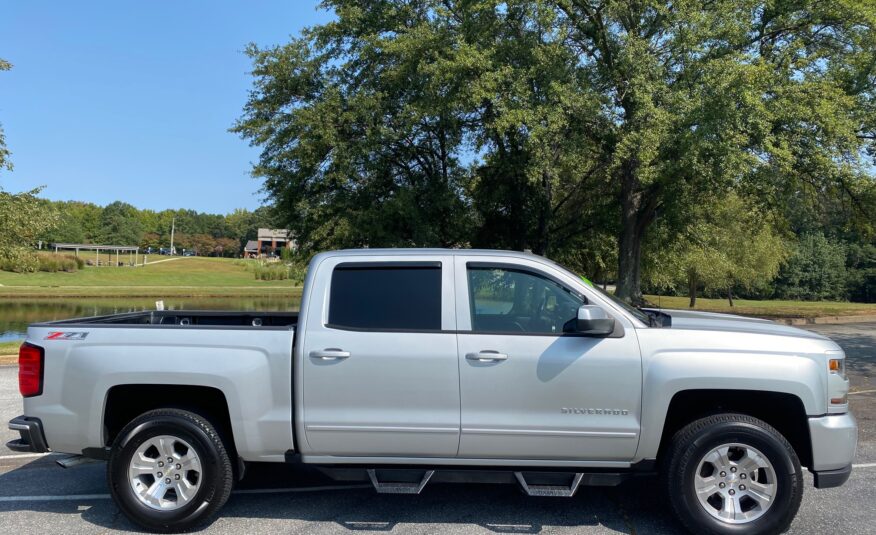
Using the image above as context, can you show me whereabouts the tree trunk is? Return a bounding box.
[614,161,650,305]
[616,215,644,304]
[532,171,552,256]
[727,286,734,307]
[688,272,697,308]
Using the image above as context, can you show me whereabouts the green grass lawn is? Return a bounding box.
[646,295,876,319]
[0,340,21,355]
[0,257,301,297]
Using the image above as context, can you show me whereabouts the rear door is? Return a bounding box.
[454,255,643,461]
[299,255,460,457]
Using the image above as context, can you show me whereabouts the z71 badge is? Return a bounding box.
[44,331,89,340]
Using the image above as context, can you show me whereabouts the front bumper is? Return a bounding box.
[6,415,49,453]
[812,464,852,489]
[809,412,857,489]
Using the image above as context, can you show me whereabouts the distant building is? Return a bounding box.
[243,240,259,257]
[243,229,296,258]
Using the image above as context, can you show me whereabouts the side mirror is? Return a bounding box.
[575,305,615,336]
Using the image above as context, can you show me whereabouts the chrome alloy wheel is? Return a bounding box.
[128,435,202,511]
[694,443,777,524]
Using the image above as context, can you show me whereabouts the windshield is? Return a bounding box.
[551,260,651,325]
[587,283,651,325]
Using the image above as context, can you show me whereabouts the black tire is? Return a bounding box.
[662,413,803,535]
[107,408,234,532]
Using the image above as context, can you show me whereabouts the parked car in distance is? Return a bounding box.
[8,248,857,534]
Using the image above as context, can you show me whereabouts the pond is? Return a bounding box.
[0,296,300,341]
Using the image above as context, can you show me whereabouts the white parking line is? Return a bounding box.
[849,390,876,396]
[0,484,372,503]
[0,453,49,460]
[0,493,109,502]
[853,463,876,468]
[233,484,371,495]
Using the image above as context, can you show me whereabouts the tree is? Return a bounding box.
[846,241,876,303]
[237,1,876,304]
[225,207,275,249]
[98,201,143,245]
[64,201,103,242]
[774,233,848,301]
[554,0,876,303]
[214,237,241,257]
[42,204,86,244]
[644,194,787,307]
[0,188,59,272]
[188,233,218,255]
[233,8,473,251]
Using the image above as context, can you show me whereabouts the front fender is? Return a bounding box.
[636,349,824,460]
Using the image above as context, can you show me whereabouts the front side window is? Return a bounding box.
[467,266,584,334]
[329,264,442,331]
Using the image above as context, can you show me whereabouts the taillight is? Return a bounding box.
[18,343,44,397]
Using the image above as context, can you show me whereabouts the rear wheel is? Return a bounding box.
[663,413,803,534]
[108,408,234,532]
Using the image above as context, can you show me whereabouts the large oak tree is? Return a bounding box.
[236,1,876,303]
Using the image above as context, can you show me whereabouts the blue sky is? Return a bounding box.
[0,1,329,213]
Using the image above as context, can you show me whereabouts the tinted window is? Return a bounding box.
[329,264,442,330]
[468,266,584,334]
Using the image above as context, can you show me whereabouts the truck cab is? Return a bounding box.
[295,250,643,464]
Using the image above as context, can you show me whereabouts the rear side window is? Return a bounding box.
[328,264,442,331]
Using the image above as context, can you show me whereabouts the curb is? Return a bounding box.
[772,315,876,326]
[0,355,17,366]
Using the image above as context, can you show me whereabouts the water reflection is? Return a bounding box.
[0,296,300,341]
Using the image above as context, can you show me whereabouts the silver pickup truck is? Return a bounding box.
[8,249,857,534]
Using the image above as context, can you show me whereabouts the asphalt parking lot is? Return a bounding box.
[0,323,874,534]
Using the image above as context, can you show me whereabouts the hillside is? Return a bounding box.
[0,257,300,297]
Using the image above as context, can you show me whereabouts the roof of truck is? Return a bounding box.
[318,247,568,272]
[329,248,541,258]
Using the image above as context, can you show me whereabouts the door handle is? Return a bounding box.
[309,348,351,360]
[466,350,508,362]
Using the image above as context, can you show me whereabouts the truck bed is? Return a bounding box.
[36,310,299,329]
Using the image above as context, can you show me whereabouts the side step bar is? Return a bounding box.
[515,472,584,497]
[364,468,585,497]
[367,469,435,494]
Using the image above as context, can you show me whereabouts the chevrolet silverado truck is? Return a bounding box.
[8,249,857,534]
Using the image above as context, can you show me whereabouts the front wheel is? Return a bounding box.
[107,408,234,532]
[663,413,803,535]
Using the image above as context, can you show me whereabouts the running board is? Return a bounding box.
[514,472,584,497]
[367,469,435,494]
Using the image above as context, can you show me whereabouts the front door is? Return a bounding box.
[454,256,642,461]
[300,256,460,457]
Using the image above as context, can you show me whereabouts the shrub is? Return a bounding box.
[0,249,40,273]
[36,253,80,272]
[254,265,289,281]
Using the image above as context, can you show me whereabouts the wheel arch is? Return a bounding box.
[654,389,812,469]
[103,384,234,454]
